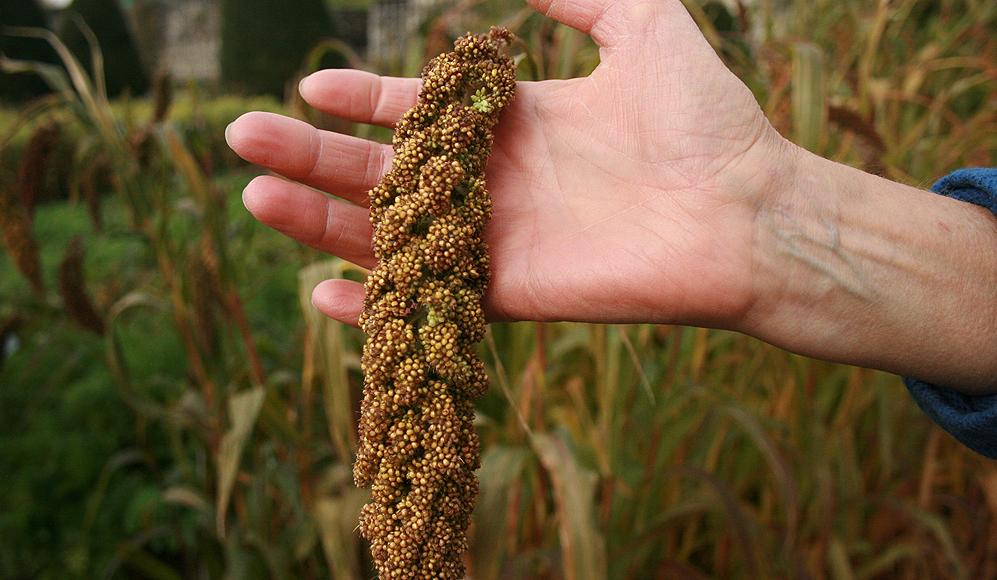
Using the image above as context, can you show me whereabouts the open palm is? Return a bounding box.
[226,0,782,328]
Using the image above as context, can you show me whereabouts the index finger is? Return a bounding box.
[225,111,390,206]
[299,69,421,128]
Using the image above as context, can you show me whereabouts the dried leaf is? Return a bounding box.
[792,43,825,152]
[533,433,606,580]
[162,486,211,513]
[299,260,356,460]
[314,489,368,579]
[216,386,266,537]
[471,445,529,580]
[828,536,856,580]
[980,466,997,514]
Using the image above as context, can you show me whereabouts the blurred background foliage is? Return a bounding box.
[0,0,995,578]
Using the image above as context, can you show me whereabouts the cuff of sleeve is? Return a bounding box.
[903,167,997,459]
[904,378,997,459]
[930,168,997,213]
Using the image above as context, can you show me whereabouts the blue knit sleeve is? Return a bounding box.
[903,168,997,459]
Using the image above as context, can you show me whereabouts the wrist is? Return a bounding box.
[738,147,997,393]
[711,125,803,331]
[712,127,803,331]
[735,141,825,338]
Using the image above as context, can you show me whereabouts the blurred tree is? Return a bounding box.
[221,0,334,97]
[0,0,61,103]
[58,0,149,97]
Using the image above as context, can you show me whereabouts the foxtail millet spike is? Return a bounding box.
[16,122,60,220]
[0,171,45,295]
[356,27,516,578]
[58,236,105,335]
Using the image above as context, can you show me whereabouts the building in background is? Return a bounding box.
[126,0,370,84]
[40,0,439,85]
[129,0,220,81]
[367,0,444,64]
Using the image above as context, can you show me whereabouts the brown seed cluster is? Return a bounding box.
[16,122,60,219]
[0,171,45,295]
[356,28,516,578]
[58,236,105,335]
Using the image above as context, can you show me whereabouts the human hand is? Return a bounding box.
[225,0,787,329]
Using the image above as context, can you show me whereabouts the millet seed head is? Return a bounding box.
[356,27,516,579]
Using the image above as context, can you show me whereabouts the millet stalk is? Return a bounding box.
[356,28,517,578]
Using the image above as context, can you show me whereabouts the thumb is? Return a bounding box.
[526,1,710,57]
[526,0,634,48]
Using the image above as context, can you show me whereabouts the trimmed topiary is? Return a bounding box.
[220,0,334,97]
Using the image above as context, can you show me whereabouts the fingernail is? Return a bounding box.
[298,74,312,96]
[224,121,234,146]
[241,176,261,212]
[310,283,324,310]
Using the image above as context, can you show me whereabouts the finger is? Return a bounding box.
[226,111,390,205]
[312,279,364,327]
[299,69,421,128]
[312,277,512,328]
[527,0,632,47]
[243,175,375,268]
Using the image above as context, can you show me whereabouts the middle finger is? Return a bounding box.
[243,175,375,268]
[226,111,390,206]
